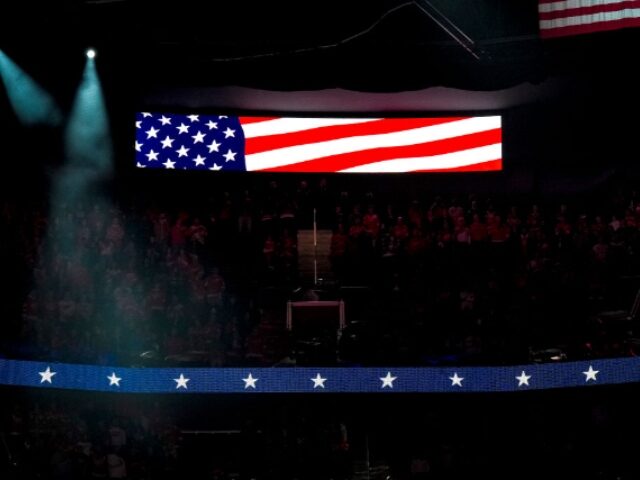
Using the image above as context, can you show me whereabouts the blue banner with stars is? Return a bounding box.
[0,358,639,393]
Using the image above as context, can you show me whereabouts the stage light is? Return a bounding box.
[86,48,96,59]
[62,52,113,181]
[0,49,62,126]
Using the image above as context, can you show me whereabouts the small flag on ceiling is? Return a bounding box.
[539,0,640,38]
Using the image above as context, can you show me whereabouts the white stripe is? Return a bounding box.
[540,0,632,14]
[540,8,640,28]
[245,116,501,171]
[242,117,381,138]
[339,144,502,173]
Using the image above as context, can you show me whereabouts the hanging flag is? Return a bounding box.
[539,0,640,38]
[135,113,502,173]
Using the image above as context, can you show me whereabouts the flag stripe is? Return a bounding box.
[416,158,503,173]
[540,15,640,35]
[239,117,380,138]
[338,144,502,173]
[539,1,640,19]
[235,116,280,125]
[539,0,639,12]
[540,7,640,27]
[244,117,466,155]
[539,0,640,36]
[259,128,502,173]
[244,116,501,172]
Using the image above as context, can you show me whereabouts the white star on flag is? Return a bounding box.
[160,136,174,149]
[176,123,190,134]
[174,374,190,389]
[193,155,206,166]
[145,150,159,161]
[243,373,258,389]
[141,112,152,117]
[145,126,159,139]
[223,127,235,138]
[191,131,206,144]
[206,120,218,130]
[163,159,176,169]
[39,366,56,384]
[380,372,397,388]
[209,163,223,171]
[516,371,531,387]
[135,141,142,152]
[107,372,122,387]
[135,121,141,129]
[223,149,237,162]
[311,373,327,389]
[159,115,172,125]
[583,366,599,382]
[449,372,464,387]
[187,114,200,122]
[176,145,190,157]
[207,139,221,153]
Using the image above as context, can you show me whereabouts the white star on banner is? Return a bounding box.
[163,159,176,169]
[145,150,159,161]
[174,374,189,389]
[516,371,531,387]
[209,163,223,171]
[107,372,122,387]
[136,162,146,168]
[176,123,190,134]
[135,141,142,152]
[449,373,464,387]
[159,115,172,125]
[380,372,397,389]
[39,367,56,384]
[187,114,200,122]
[311,373,327,389]
[583,366,599,382]
[206,120,218,130]
[193,155,206,166]
[243,373,258,389]
[135,121,141,129]
[141,112,152,117]
[223,127,235,138]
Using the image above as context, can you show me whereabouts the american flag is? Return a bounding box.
[539,0,640,38]
[135,113,502,173]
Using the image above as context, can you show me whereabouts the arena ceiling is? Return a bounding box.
[2,0,639,116]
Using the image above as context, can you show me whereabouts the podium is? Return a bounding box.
[286,300,345,332]
[286,300,345,365]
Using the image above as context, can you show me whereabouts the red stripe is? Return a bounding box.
[539,1,640,21]
[256,128,502,173]
[237,116,280,125]
[243,117,467,155]
[415,159,502,173]
[540,16,640,36]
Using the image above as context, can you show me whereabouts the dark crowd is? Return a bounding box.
[2,385,640,480]
[2,173,640,367]
[0,172,639,368]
